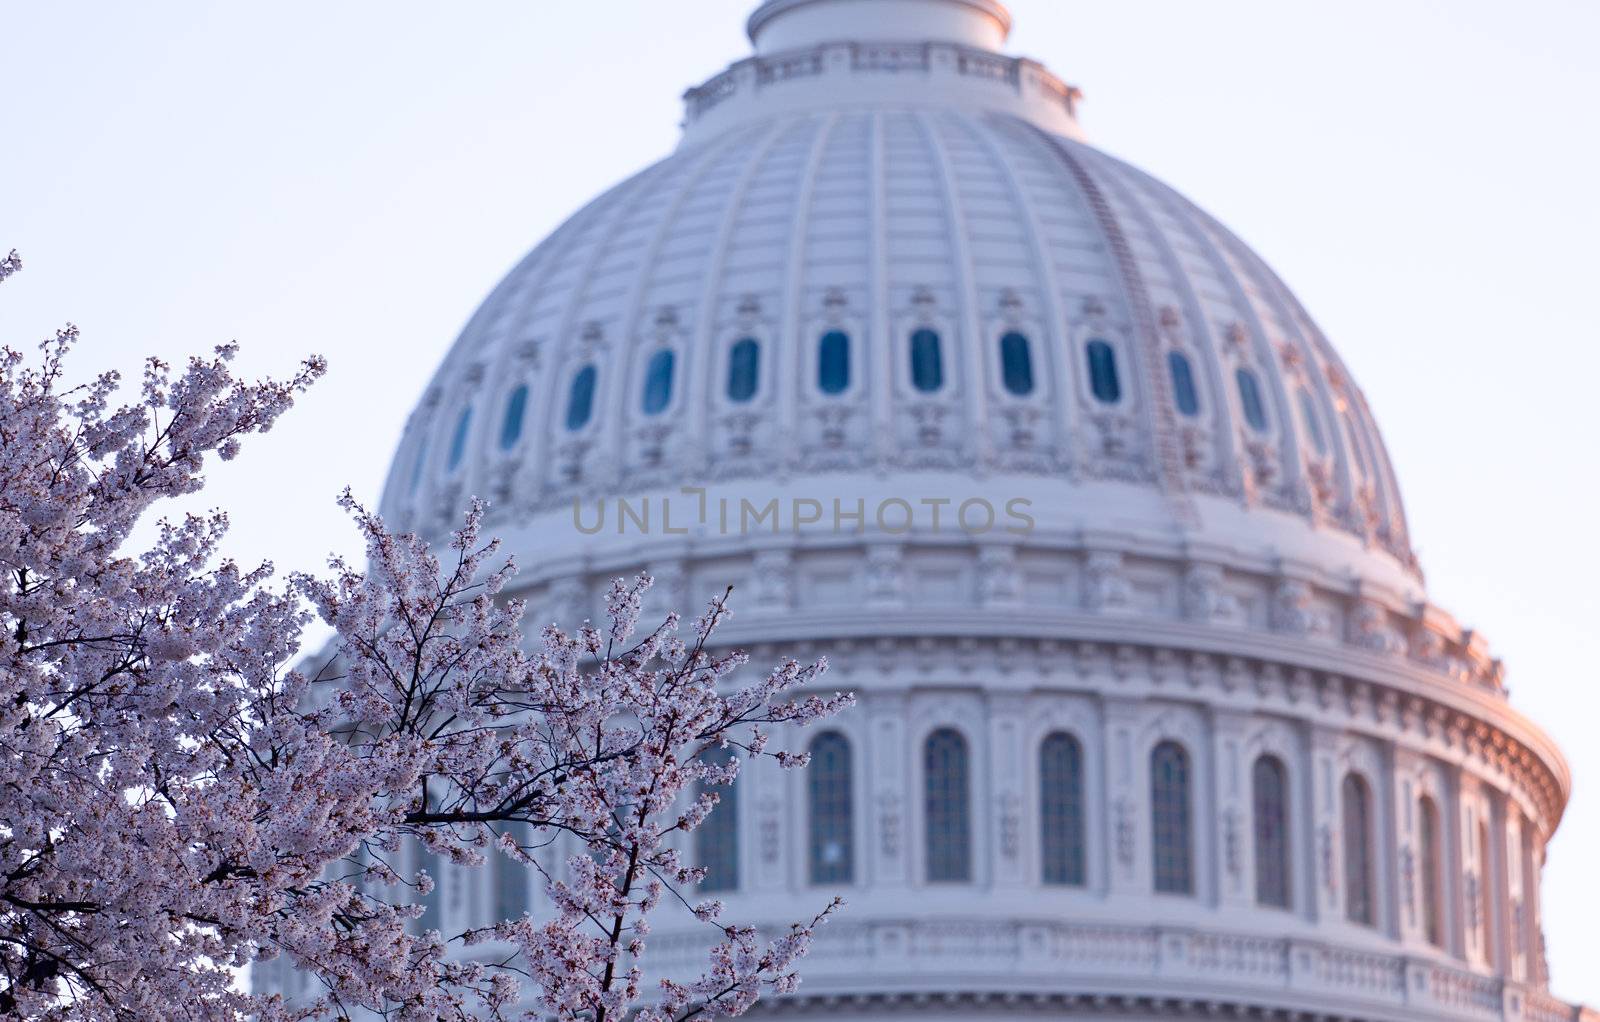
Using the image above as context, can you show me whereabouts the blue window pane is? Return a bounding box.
[910,328,944,393]
[1086,339,1121,404]
[696,746,739,893]
[1342,773,1374,925]
[565,365,597,431]
[808,732,854,885]
[499,384,529,451]
[642,349,675,416]
[924,728,971,882]
[1298,388,1326,454]
[1167,350,1200,417]
[446,406,473,472]
[818,330,850,395]
[1040,732,1085,886]
[1151,741,1193,895]
[727,337,760,403]
[1236,367,1269,431]
[1253,755,1290,909]
[1000,331,1035,396]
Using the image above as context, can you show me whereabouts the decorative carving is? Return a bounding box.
[878,794,902,859]
[1271,579,1329,639]
[977,545,1021,607]
[1083,551,1132,614]
[1223,808,1242,882]
[1319,823,1337,901]
[759,796,782,864]
[1350,598,1406,655]
[999,792,1021,860]
[1114,797,1136,869]
[750,549,794,611]
[1182,563,1239,625]
[864,545,906,607]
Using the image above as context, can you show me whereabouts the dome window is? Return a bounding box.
[1235,368,1269,432]
[499,384,529,451]
[818,330,850,395]
[1342,773,1375,926]
[1419,795,1444,947]
[1000,332,1035,396]
[1298,388,1326,454]
[1167,351,1200,417]
[1150,741,1193,895]
[446,406,473,473]
[565,365,597,431]
[1252,755,1290,909]
[807,732,853,885]
[642,349,675,416]
[1086,339,1121,404]
[910,328,944,393]
[923,728,971,883]
[1039,732,1085,886]
[727,337,760,403]
[695,746,739,893]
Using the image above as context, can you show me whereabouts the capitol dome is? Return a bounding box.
[269,1,1586,1019]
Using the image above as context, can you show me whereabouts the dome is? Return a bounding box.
[334,2,1580,1020]
[382,9,1417,601]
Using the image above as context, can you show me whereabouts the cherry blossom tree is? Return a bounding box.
[0,250,850,1022]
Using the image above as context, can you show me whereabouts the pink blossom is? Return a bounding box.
[0,254,852,1021]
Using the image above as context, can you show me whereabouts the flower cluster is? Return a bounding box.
[0,252,851,1022]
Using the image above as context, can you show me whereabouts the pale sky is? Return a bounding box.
[2,0,1597,1005]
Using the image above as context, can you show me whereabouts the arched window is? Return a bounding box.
[446,406,473,472]
[1000,332,1035,396]
[565,365,597,431]
[924,728,971,882]
[495,821,532,922]
[1419,795,1444,948]
[642,349,675,415]
[1236,367,1269,431]
[1150,742,1193,895]
[910,328,944,393]
[408,436,429,494]
[1297,388,1326,454]
[695,746,739,893]
[1086,339,1121,404]
[807,732,853,885]
[499,384,529,451]
[1167,350,1200,417]
[416,843,442,934]
[1342,773,1375,925]
[727,337,760,403]
[1478,818,1494,955]
[1039,732,1086,886]
[1252,755,1291,909]
[818,330,850,395]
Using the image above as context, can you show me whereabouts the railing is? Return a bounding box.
[637,919,1588,1021]
[681,41,1081,127]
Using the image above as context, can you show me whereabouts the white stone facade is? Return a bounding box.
[260,1,1590,1019]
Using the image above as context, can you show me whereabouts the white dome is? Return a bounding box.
[340,3,1582,1020]
[382,25,1417,597]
